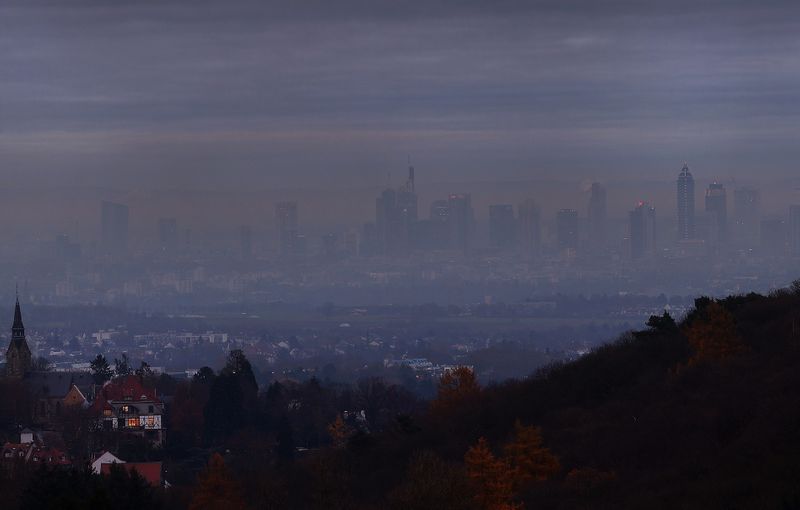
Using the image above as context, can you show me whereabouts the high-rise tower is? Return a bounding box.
[677,163,695,241]
[5,297,31,378]
[629,201,657,259]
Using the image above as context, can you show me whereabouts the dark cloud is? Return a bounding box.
[1,0,799,188]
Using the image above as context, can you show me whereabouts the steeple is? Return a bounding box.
[12,295,24,340]
[6,294,31,377]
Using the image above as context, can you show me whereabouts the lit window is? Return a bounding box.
[127,418,138,428]
[103,409,112,417]
[121,405,130,414]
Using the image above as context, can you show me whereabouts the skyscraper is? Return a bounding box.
[734,187,760,246]
[447,194,475,254]
[376,187,418,255]
[556,209,579,252]
[705,181,728,245]
[587,182,607,250]
[629,201,656,259]
[518,199,541,258]
[275,201,299,256]
[375,166,418,255]
[101,201,129,256]
[677,163,695,241]
[488,204,516,248]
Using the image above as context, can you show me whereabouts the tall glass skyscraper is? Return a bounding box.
[677,162,695,241]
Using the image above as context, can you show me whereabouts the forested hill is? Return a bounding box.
[327,287,800,509]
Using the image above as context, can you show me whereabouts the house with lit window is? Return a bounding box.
[91,375,165,446]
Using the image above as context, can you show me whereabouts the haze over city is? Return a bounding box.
[1,1,800,509]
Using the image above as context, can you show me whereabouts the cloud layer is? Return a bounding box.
[2,0,799,188]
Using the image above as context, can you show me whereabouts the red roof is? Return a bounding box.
[101,461,162,486]
[91,375,160,414]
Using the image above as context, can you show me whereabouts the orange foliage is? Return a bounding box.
[189,453,247,510]
[503,421,560,486]
[684,302,746,364]
[431,366,480,415]
[327,413,354,448]
[464,437,521,510]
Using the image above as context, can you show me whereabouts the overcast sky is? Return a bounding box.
[2,0,799,191]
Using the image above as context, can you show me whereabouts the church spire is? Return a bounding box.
[12,294,24,339]
[6,294,31,377]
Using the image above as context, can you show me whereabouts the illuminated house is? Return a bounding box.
[91,375,165,446]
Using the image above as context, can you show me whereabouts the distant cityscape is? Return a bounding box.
[0,162,793,315]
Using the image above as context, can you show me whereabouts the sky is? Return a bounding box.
[2,0,800,193]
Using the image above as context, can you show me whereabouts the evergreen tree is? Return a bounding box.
[89,354,113,385]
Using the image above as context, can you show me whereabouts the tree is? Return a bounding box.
[189,453,247,510]
[684,301,746,364]
[90,354,113,385]
[135,361,154,379]
[193,366,216,385]
[431,366,480,415]
[114,353,131,377]
[327,414,354,448]
[503,421,560,487]
[646,311,677,332]
[389,451,477,510]
[464,437,519,510]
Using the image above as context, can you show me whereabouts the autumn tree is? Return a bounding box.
[327,413,354,448]
[189,453,247,510]
[389,451,477,510]
[464,437,520,510]
[503,421,560,487]
[684,301,746,364]
[431,366,481,415]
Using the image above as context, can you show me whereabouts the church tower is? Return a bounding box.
[5,297,31,377]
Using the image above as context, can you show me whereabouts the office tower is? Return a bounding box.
[790,205,800,255]
[157,217,178,250]
[239,225,253,259]
[275,201,299,256]
[760,216,787,256]
[428,199,450,249]
[376,188,416,254]
[375,167,418,255]
[677,163,695,241]
[705,181,728,244]
[629,201,657,259]
[488,204,516,248]
[587,182,607,250]
[448,194,475,254]
[556,209,579,252]
[101,201,129,255]
[518,199,541,258]
[733,187,759,245]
